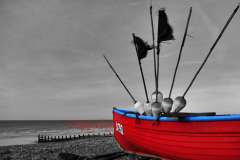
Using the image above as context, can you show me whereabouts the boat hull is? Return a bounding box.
[113,108,240,160]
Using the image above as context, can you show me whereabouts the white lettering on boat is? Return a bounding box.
[116,121,124,135]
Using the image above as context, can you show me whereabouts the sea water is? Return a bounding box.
[0,120,113,146]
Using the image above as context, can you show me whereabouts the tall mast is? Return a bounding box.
[150,0,157,89]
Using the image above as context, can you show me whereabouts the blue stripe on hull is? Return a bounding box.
[113,109,240,122]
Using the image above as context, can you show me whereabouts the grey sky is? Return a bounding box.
[0,0,240,120]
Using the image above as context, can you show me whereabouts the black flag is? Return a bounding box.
[157,9,174,42]
[132,36,153,60]
[158,24,174,42]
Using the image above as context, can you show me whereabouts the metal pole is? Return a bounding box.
[150,1,157,89]
[103,55,137,103]
[183,3,240,97]
[169,7,192,98]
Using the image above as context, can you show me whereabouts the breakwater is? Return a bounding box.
[38,132,113,143]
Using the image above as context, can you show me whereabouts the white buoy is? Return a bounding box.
[151,91,163,117]
[152,102,162,117]
[144,102,152,116]
[134,102,145,115]
[151,91,163,103]
[173,96,186,112]
[161,98,173,113]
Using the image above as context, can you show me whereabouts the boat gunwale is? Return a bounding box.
[113,108,240,122]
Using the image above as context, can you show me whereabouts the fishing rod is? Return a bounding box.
[174,3,240,113]
[103,55,146,115]
[161,7,192,113]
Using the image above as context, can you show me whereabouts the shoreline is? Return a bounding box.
[0,136,160,160]
[0,132,113,147]
[0,137,38,147]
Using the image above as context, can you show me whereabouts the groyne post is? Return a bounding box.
[38,132,114,143]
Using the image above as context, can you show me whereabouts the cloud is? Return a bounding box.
[1,0,239,119]
[192,1,219,39]
[181,61,202,65]
[127,3,141,6]
[191,1,229,61]
[188,82,240,96]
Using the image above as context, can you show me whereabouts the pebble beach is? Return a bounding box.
[0,136,160,160]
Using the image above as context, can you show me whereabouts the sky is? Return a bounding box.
[0,0,240,120]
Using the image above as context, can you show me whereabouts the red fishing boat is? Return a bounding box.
[113,108,240,160]
[103,2,240,160]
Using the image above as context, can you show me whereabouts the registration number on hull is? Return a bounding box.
[116,121,124,135]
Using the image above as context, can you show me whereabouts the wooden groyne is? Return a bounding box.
[38,132,113,143]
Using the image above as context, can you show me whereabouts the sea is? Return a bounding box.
[0,120,114,147]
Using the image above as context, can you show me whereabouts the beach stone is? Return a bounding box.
[58,152,79,160]
[1,150,12,155]
[78,157,89,160]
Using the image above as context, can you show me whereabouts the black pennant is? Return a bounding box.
[157,9,174,42]
[132,36,153,60]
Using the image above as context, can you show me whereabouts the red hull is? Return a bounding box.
[113,109,240,160]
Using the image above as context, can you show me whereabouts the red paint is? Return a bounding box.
[80,122,86,132]
[67,120,74,128]
[87,122,94,133]
[113,111,240,160]
[67,119,112,133]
